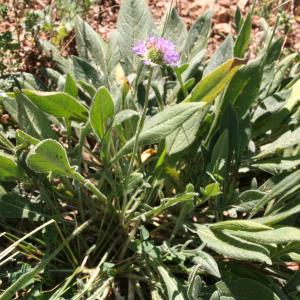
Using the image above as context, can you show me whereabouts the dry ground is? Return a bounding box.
[0,0,299,76]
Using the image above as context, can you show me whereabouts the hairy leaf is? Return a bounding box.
[75,16,107,73]
[26,139,76,177]
[157,265,187,300]
[90,87,115,140]
[185,59,245,103]
[16,93,56,140]
[22,90,88,122]
[0,154,24,181]
[163,8,187,49]
[117,103,205,157]
[227,227,300,245]
[183,9,212,61]
[117,0,155,73]
[216,279,280,300]
[194,225,271,264]
[210,220,272,232]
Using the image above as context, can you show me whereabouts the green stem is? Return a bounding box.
[72,172,107,205]
[122,67,154,215]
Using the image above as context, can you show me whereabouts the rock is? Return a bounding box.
[218,0,231,8]
[214,6,230,23]
[214,22,232,34]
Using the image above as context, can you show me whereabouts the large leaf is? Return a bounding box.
[253,79,300,137]
[255,127,300,160]
[191,250,221,278]
[157,265,186,300]
[163,8,187,49]
[26,139,76,177]
[105,31,121,78]
[253,204,300,225]
[64,73,78,98]
[90,87,115,140]
[39,40,71,73]
[250,169,300,216]
[117,0,154,73]
[266,53,297,96]
[223,55,264,117]
[22,90,88,122]
[117,103,205,157]
[113,109,139,126]
[183,9,212,61]
[209,220,271,232]
[166,105,207,155]
[203,35,234,76]
[72,56,104,88]
[227,227,300,245]
[75,16,107,74]
[16,92,56,140]
[234,12,252,58]
[15,72,47,91]
[0,193,47,221]
[252,156,300,175]
[194,225,271,264]
[216,279,280,300]
[0,154,24,181]
[185,59,245,103]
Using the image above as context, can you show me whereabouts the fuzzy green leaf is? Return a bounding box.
[210,220,272,232]
[117,103,205,157]
[234,13,252,58]
[183,9,212,61]
[75,16,107,73]
[227,227,300,245]
[26,139,76,177]
[16,93,56,140]
[185,59,245,103]
[22,90,88,122]
[0,154,25,181]
[90,87,115,140]
[194,225,271,264]
[117,0,155,73]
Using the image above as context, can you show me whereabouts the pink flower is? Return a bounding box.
[133,37,180,67]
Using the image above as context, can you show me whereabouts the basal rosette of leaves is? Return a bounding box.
[0,0,300,299]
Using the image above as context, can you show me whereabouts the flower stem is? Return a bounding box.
[72,172,107,205]
[122,67,154,215]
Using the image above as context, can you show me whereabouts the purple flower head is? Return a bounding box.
[133,36,180,67]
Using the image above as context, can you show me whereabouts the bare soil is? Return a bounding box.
[0,0,299,77]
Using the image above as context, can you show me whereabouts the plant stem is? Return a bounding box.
[122,67,154,215]
[72,172,107,205]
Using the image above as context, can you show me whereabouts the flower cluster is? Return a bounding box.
[133,36,180,67]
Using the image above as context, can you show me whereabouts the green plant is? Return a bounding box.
[1,1,300,299]
[0,3,8,19]
[0,32,20,76]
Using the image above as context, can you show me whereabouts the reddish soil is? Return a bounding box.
[0,0,299,77]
